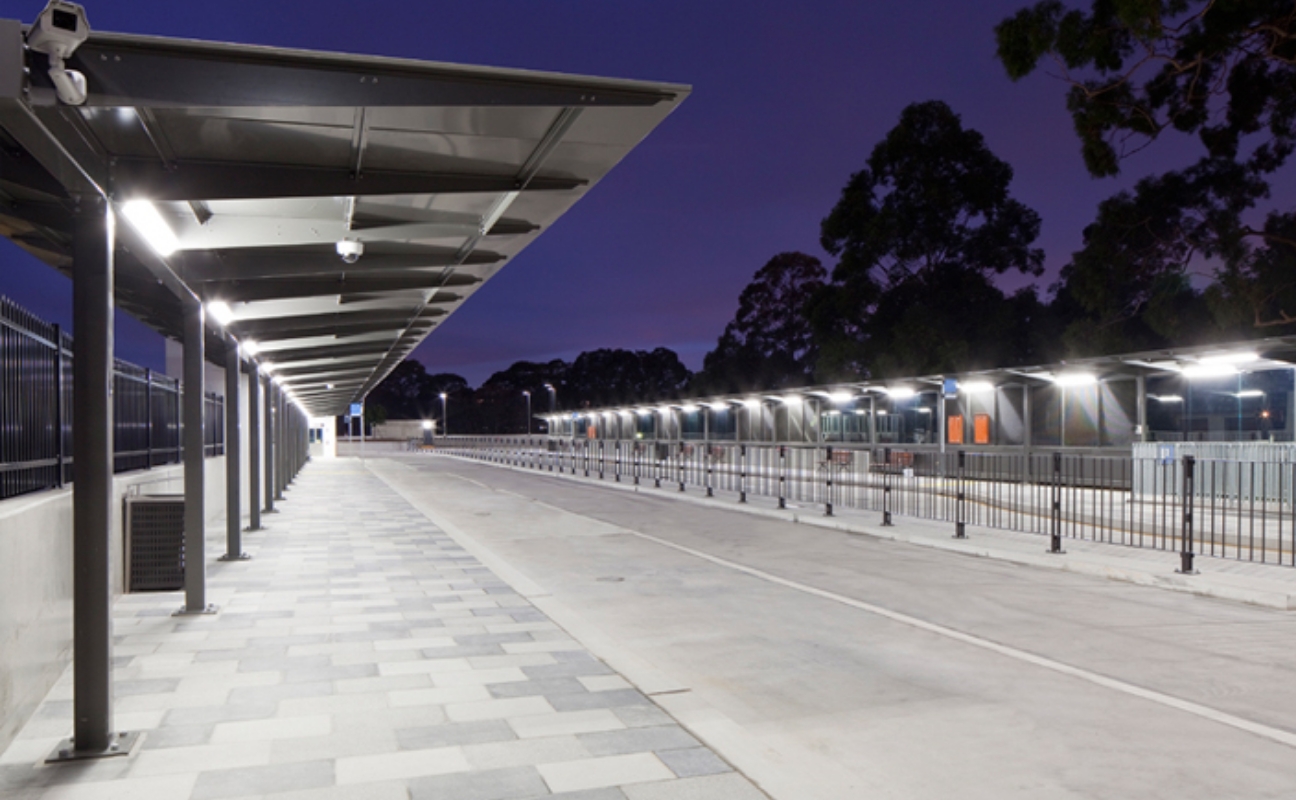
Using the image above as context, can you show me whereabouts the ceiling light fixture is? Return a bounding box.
[1052,373,1097,387]
[121,200,178,256]
[206,301,234,327]
[1182,364,1237,379]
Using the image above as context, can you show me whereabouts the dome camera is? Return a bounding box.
[336,239,364,264]
[26,1,91,106]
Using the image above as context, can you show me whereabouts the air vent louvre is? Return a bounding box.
[124,495,185,593]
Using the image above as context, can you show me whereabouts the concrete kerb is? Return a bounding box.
[418,452,1296,612]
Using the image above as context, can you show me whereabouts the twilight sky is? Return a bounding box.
[0,0,1214,386]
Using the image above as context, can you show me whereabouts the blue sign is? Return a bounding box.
[349,403,363,417]
[943,378,958,397]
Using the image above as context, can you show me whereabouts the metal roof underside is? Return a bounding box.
[0,20,688,416]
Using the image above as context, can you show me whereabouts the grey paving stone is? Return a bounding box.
[657,747,733,778]
[523,661,615,680]
[32,699,72,719]
[226,680,333,705]
[455,633,536,646]
[549,689,649,712]
[488,677,588,699]
[397,719,518,750]
[577,725,700,757]
[282,663,378,684]
[162,701,277,726]
[549,790,629,800]
[550,651,599,664]
[115,677,183,696]
[408,765,547,800]
[621,773,767,800]
[611,706,675,729]
[140,723,215,749]
[192,759,335,800]
[231,654,329,672]
[420,644,505,659]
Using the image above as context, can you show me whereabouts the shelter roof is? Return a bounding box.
[0,17,688,415]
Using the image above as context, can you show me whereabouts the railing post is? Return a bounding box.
[739,443,747,504]
[599,440,605,480]
[615,441,621,482]
[53,323,65,486]
[882,448,893,526]
[1049,451,1065,554]
[678,441,686,492]
[825,446,834,517]
[1178,455,1197,574]
[954,450,966,538]
[778,445,786,509]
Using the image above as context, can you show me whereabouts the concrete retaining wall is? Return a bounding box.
[0,458,226,754]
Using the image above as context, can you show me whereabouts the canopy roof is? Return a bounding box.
[0,17,688,415]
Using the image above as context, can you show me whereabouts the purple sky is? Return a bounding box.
[0,0,1221,386]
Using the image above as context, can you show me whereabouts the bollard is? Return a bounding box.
[1049,452,1065,554]
[706,447,714,497]
[953,450,966,538]
[599,441,605,480]
[679,442,686,492]
[615,442,621,482]
[1178,455,1197,574]
[882,448,893,526]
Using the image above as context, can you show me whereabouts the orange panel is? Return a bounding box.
[587,425,597,439]
[974,414,991,444]
[947,415,964,444]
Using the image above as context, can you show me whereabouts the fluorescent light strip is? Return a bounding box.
[121,200,179,256]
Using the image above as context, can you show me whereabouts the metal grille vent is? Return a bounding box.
[124,495,185,593]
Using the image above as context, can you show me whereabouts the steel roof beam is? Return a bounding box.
[55,36,681,109]
[178,246,501,282]
[111,157,584,202]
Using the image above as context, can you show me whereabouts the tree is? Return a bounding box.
[478,359,567,433]
[996,1,1296,336]
[695,252,825,394]
[365,360,468,426]
[811,100,1045,379]
[563,348,691,408]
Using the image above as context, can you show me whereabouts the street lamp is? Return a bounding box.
[523,390,531,435]
[440,392,448,438]
[544,383,556,412]
[421,418,433,446]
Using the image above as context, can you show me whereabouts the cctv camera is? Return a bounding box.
[26,1,91,105]
[336,239,364,264]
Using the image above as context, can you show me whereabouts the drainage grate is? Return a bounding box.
[124,495,185,593]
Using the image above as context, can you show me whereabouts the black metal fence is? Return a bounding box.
[435,436,1296,570]
[1,296,225,502]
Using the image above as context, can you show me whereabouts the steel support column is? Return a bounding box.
[179,300,212,615]
[66,199,121,758]
[1136,374,1148,443]
[247,363,262,530]
[264,378,276,513]
[276,389,286,499]
[221,340,247,561]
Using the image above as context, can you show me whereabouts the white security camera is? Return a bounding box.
[26,1,90,106]
[336,239,364,264]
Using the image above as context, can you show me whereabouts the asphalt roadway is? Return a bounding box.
[369,454,1296,800]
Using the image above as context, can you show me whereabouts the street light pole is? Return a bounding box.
[440,392,448,439]
[523,390,531,435]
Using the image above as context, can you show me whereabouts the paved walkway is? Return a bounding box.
[0,460,765,800]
